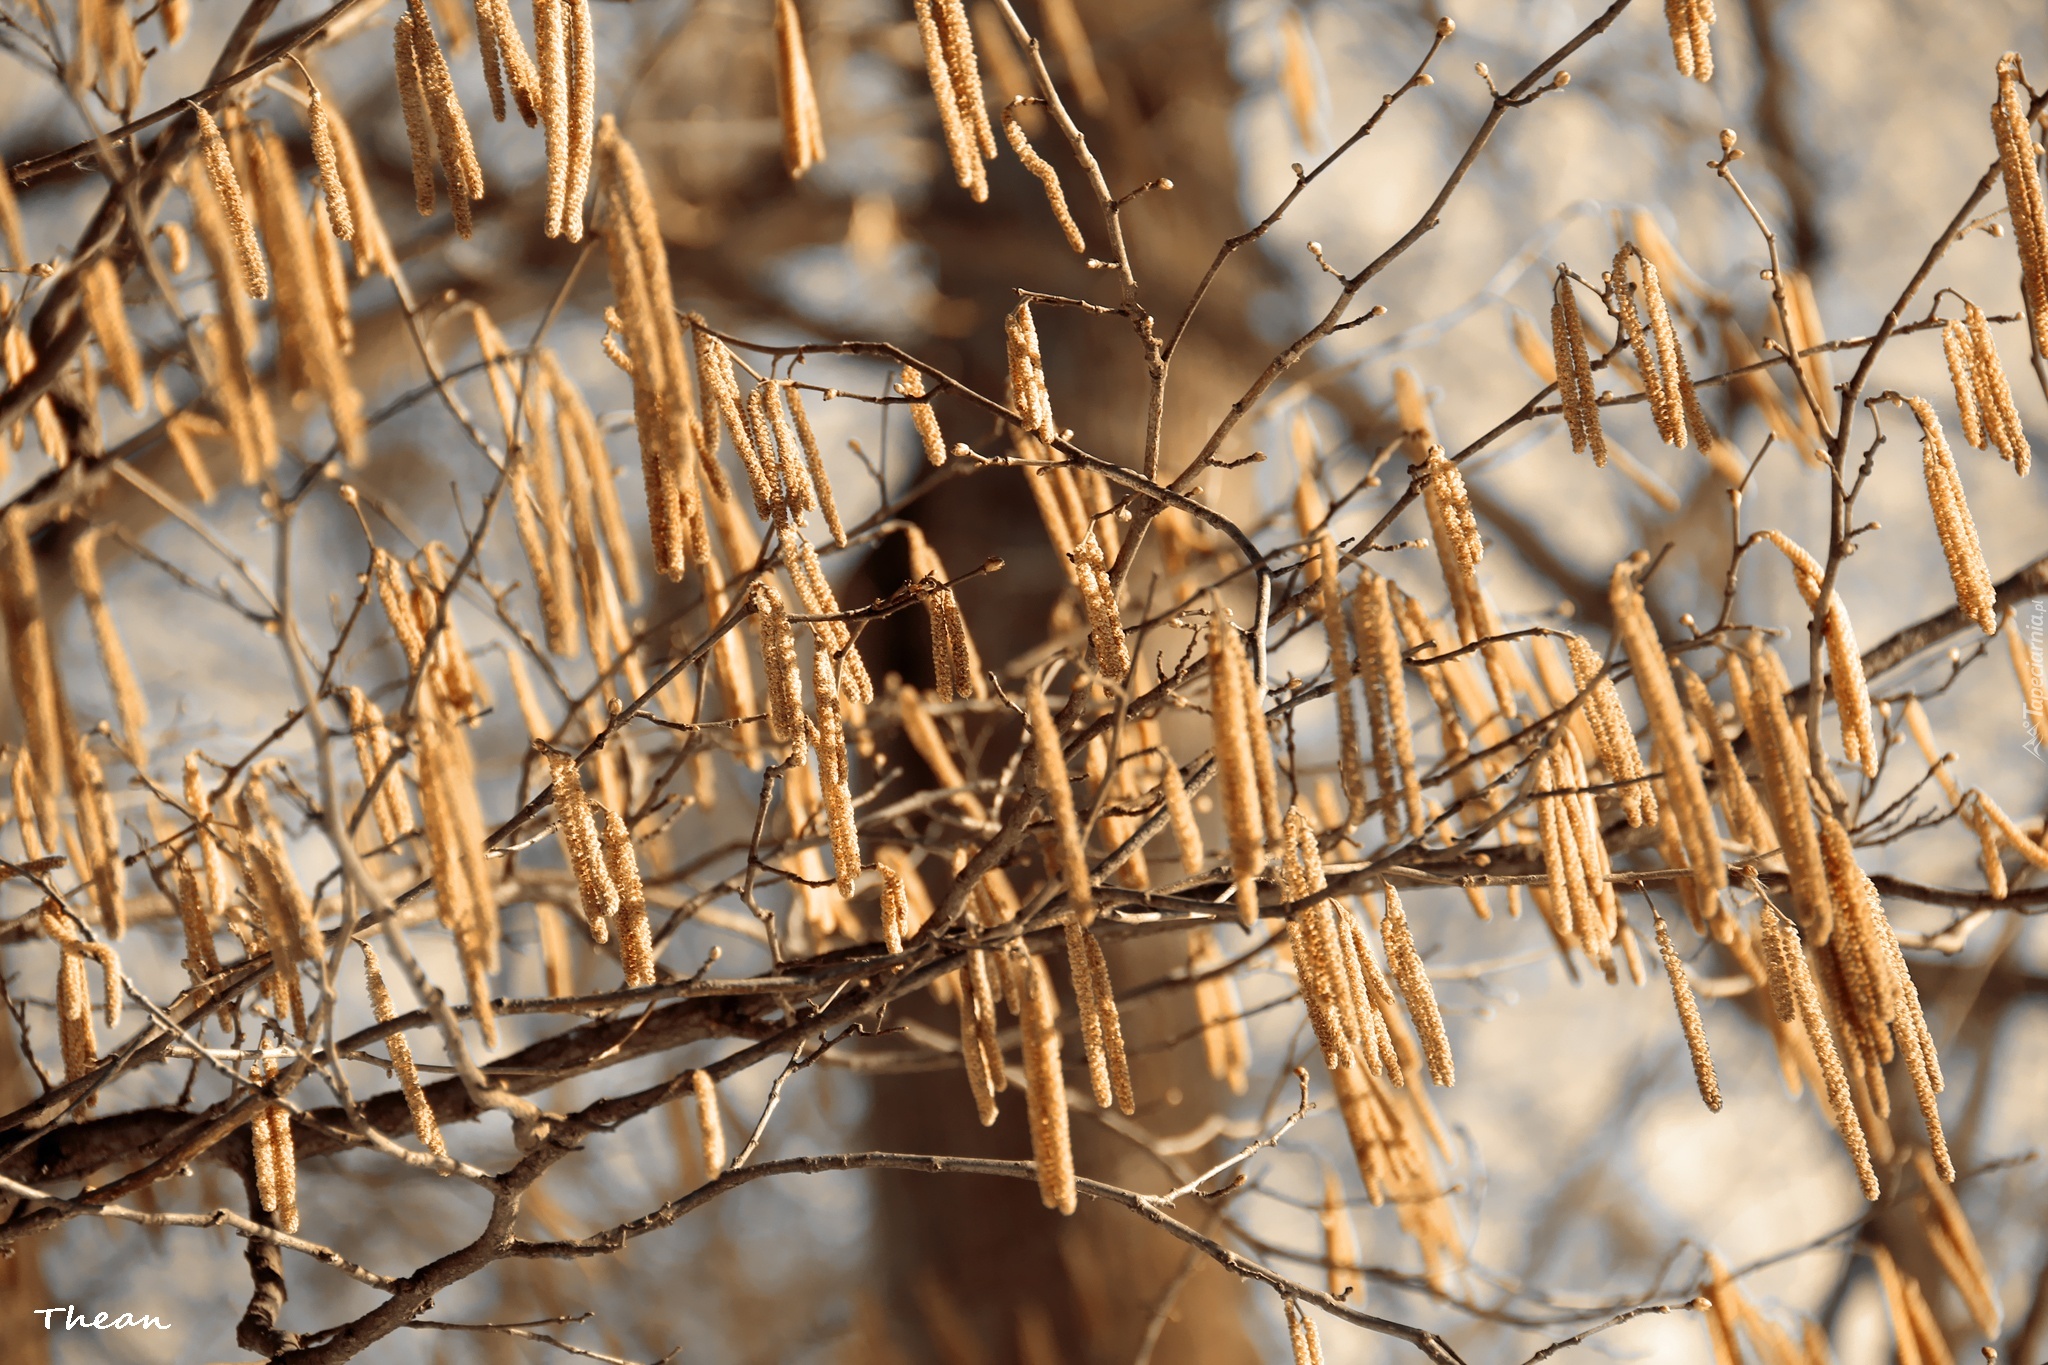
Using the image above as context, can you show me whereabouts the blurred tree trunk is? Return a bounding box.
[853,3,1268,1361]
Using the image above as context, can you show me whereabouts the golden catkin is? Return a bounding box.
[597,805,654,988]
[1994,55,2048,358]
[1782,921,1880,1200]
[1002,102,1085,252]
[1380,884,1453,1086]
[248,1060,300,1233]
[751,580,808,761]
[543,746,617,938]
[1076,926,1132,1114]
[1314,534,1368,828]
[305,82,354,243]
[778,514,874,701]
[814,647,862,898]
[896,365,947,466]
[1757,530,1875,777]
[1681,665,1769,853]
[954,965,1001,1125]
[344,685,414,844]
[1070,531,1129,682]
[316,95,394,277]
[1209,612,1266,924]
[194,107,267,299]
[774,0,827,178]
[1905,397,1997,634]
[1020,954,1076,1214]
[407,0,484,236]
[1613,246,1681,445]
[1286,1300,1326,1365]
[1944,319,1984,451]
[395,14,439,217]
[79,257,143,412]
[915,0,988,201]
[691,1069,727,1176]
[1913,1150,1999,1336]
[1320,1168,1363,1301]
[1026,676,1093,924]
[561,0,596,241]
[70,530,147,761]
[1641,255,1715,449]
[1419,446,1523,721]
[782,385,845,546]
[1966,302,2029,473]
[1655,914,1723,1111]
[1351,572,1423,842]
[1735,647,1833,942]
[1551,271,1606,465]
[1666,0,1714,81]
[0,153,25,270]
[1566,633,1654,827]
[1611,561,1726,910]
[363,943,447,1157]
[247,131,367,468]
[1,511,79,884]
[44,905,99,1090]
[1006,302,1057,444]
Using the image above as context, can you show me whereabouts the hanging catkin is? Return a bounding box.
[1003,101,1084,252]
[79,257,143,412]
[691,1069,727,1176]
[1964,302,2029,473]
[773,0,827,178]
[781,384,845,546]
[362,943,447,1156]
[1654,913,1723,1111]
[1613,245,1681,445]
[1020,954,1076,1214]
[1379,884,1453,1086]
[1551,270,1607,465]
[343,686,414,844]
[1419,446,1517,722]
[1994,54,2048,358]
[1351,571,1423,842]
[403,1,484,236]
[193,106,267,299]
[70,530,147,761]
[1778,914,1880,1200]
[896,365,948,466]
[543,745,616,938]
[814,646,862,898]
[1757,530,1876,777]
[304,79,354,243]
[1005,302,1057,443]
[1610,560,1725,911]
[1904,397,1997,634]
[1665,0,1714,82]
[914,0,993,200]
[248,1059,300,1232]
[1564,633,1653,827]
[1733,647,1833,942]
[1314,534,1368,828]
[1026,676,1093,924]
[1208,612,1267,925]
[1070,530,1129,682]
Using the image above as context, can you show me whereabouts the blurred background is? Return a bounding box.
[2,0,2046,1361]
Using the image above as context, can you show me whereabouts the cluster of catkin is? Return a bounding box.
[369,543,503,1043]
[1903,397,1999,635]
[1208,610,1280,925]
[1943,300,2030,473]
[1279,810,1450,1087]
[247,1057,300,1233]
[1664,0,1716,82]
[2,513,126,937]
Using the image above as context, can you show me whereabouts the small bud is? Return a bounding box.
[1436,17,1455,36]
[1719,128,1738,152]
